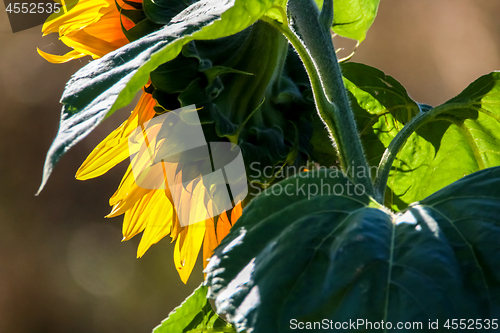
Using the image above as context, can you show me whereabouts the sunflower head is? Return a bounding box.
[39,0,333,283]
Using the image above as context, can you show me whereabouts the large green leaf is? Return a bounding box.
[341,62,420,171]
[37,0,276,193]
[314,0,381,42]
[153,284,236,333]
[388,72,500,210]
[340,66,500,211]
[205,168,500,332]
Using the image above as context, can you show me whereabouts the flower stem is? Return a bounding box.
[264,0,374,196]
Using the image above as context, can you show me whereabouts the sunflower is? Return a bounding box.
[39,0,241,283]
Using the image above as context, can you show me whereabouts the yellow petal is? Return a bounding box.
[107,166,153,217]
[76,120,131,180]
[81,9,131,44]
[60,32,120,59]
[136,190,175,256]
[76,92,155,180]
[216,210,232,242]
[231,201,243,223]
[166,169,187,242]
[170,211,182,242]
[202,217,217,269]
[107,139,169,217]
[42,0,109,36]
[121,190,154,241]
[174,221,206,284]
[41,0,135,60]
[37,48,86,63]
[204,202,243,269]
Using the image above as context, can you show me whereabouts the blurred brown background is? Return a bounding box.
[0,0,499,332]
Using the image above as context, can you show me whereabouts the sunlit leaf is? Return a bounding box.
[388,72,500,210]
[341,66,500,211]
[333,0,381,42]
[315,0,381,42]
[154,284,235,333]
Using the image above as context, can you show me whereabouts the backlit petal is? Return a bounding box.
[216,210,231,243]
[107,166,153,217]
[202,217,217,269]
[76,92,155,180]
[174,221,206,284]
[37,48,86,63]
[136,191,175,257]
[41,0,136,60]
[121,190,154,241]
[42,0,107,36]
[231,201,243,222]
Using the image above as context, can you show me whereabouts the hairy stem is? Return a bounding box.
[264,0,374,196]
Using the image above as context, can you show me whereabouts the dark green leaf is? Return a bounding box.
[206,168,500,333]
[388,72,500,210]
[143,0,193,25]
[154,284,235,333]
[38,0,277,193]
